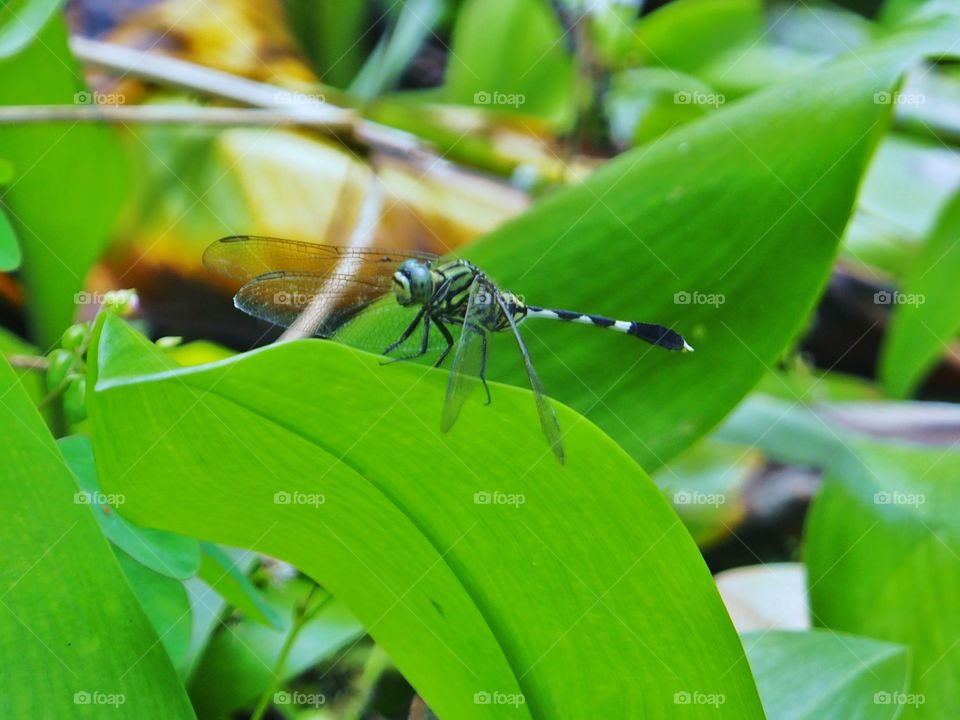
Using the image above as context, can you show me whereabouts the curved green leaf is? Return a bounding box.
[445,0,573,122]
[0,13,128,346]
[805,440,960,718]
[0,0,62,58]
[0,206,20,271]
[60,435,201,580]
[89,313,764,719]
[0,354,193,718]
[197,543,283,628]
[115,548,193,670]
[881,189,960,397]
[450,21,960,470]
[745,630,909,720]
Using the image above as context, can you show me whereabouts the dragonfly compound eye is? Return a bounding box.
[395,260,433,306]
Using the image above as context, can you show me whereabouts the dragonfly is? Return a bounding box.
[204,236,693,464]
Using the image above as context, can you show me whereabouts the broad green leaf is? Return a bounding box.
[350,0,447,99]
[857,134,960,251]
[881,190,960,397]
[0,206,20,270]
[0,13,127,346]
[0,0,62,57]
[189,578,364,717]
[89,314,765,719]
[0,355,193,718]
[445,0,574,123]
[181,576,228,680]
[745,630,910,720]
[805,440,960,718]
[631,0,763,75]
[59,435,201,580]
[450,21,960,470]
[197,543,283,628]
[716,395,854,468]
[283,0,367,88]
[0,157,13,183]
[115,548,193,670]
[605,67,719,146]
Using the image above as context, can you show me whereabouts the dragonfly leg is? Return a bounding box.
[432,320,455,367]
[381,316,434,363]
[479,329,492,405]
[381,306,427,363]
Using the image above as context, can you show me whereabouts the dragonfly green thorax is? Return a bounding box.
[204,236,692,464]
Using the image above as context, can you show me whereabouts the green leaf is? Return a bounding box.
[451,23,960,470]
[0,206,20,271]
[283,0,368,88]
[0,0,62,57]
[0,13,128,346]
[631,0,763,75]
[115,548,193,670]
[59,435,201,580]
[445,0,574,122]
[716,395,853,468]
[745,630,910,720]
[197,543,283,628]
[350,0,447,99]
[89,314,765,719]
[881,190,960,397]
[0,354,193,718]
[188,578,364,717]
[605,67,718,146]
[805,440,960,718]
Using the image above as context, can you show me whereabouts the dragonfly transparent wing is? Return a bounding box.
[203,236,436,289]
[234,271,437,356]
[441,277,495,433]
[495,293,565,464]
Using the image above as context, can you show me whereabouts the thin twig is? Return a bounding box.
[0,104,351,128]
[69,36,430,161]
[4,354,48,371]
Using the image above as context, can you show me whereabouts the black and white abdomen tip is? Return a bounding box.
[526,307,694,352]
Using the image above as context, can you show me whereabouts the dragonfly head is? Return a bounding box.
[393,259,433,306]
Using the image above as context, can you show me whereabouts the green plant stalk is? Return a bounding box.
[337,643,392,720]
[250,583,323,720]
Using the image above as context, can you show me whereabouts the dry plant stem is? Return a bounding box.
[69,36,430,161]
[4,354,48,371]
[0,105,351,128]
